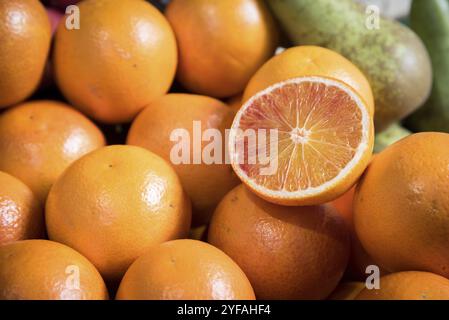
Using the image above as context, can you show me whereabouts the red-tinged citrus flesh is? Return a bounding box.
[229,76,373,205]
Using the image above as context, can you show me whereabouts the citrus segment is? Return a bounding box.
[229,76,373,205]
[354,132,449,278]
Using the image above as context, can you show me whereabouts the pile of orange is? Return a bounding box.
[0,0,448,301]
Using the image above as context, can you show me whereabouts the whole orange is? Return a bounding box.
[116,239,255,300]
[243,46,374,115]
[46,145,191,282]
[54,0,177,123]
[0,171,44,246]
[354,132,449,277]
[0,240,108,300]
[355,271,449,300]
[0,0,51,108]
[0,100,105,203]
[127,94,240,225]
[165,0,278,98]
[208,184,350,300]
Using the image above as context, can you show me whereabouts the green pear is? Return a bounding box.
[405,0,449,133]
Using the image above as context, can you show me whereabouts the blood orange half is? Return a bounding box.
[229,76,374,206]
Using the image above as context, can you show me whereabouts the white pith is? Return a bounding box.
[289,127,311,144]
[228,76,371,199]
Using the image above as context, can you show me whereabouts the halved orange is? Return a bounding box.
[229,76,374,206]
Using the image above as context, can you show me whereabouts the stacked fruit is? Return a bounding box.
[0,0,448,301]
